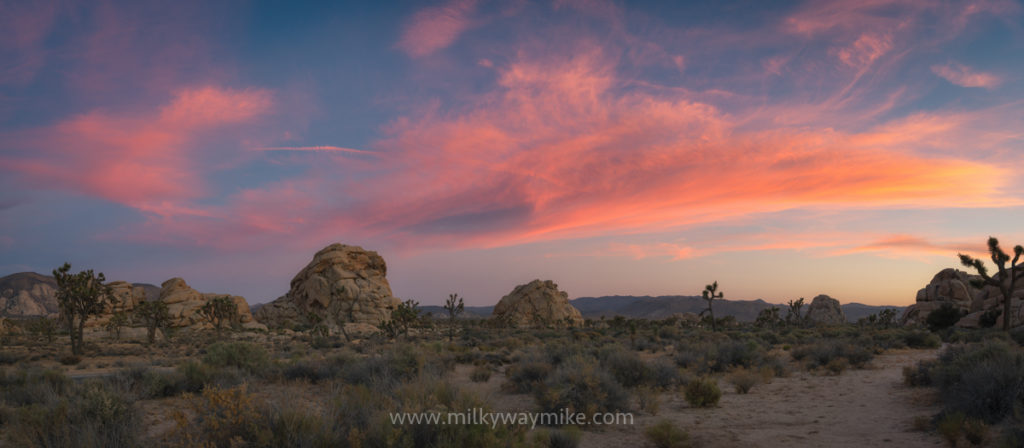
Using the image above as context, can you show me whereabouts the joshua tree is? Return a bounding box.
[135,300,170,344]
[959,237,1024,331]
[383,299,420,339]
[53,262,112,355]
[786,298,806,327]
[104,312,128,340]
[701,281,723,332]
[29,317,58,344]
[199,295,238,336]
[756,306,781,330]
[444,293,464,342]
[307,311,329,340]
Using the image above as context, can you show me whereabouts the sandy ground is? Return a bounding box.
[583,349,945,448]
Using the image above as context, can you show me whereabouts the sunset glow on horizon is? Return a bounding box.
[3,0,1024,307]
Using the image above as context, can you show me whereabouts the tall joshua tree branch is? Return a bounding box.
[959,236,1023,332]
[701,281,724,332]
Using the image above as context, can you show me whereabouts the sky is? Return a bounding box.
[2,0,1024,307]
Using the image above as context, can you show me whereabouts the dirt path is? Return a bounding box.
[582,349,945,448]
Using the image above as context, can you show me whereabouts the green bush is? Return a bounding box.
[684,377,721,408]
[645,419,692,448]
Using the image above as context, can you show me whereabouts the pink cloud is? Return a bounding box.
[396,0,479,57]
[0,86,274,213]
[931,62,1001,89]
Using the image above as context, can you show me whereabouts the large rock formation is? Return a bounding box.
[1,272,59,317]
[902,267,1024,328]
[492,280,583,328]
[254,244,401,330]
[805,294,846,325]
[155,278,264,330]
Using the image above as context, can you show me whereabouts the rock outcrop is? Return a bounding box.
[156,278,264,330]
[1,272,59,317]
[902,267,1024,328]
[492,280,583,328]
[805,294,846,325]
[254,244,401,330]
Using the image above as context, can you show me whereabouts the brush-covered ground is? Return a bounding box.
[1,319,1023,447]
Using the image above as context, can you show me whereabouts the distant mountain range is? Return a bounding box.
[424,295,903,323]
[3,271,902,323]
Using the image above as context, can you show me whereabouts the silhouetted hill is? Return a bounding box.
[421,296,901,323]
[571,296,904,323]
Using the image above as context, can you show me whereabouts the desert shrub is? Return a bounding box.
[1010,328,1024,347]
[792,341,873,370]
[503,358,553,394]
[727,367,760,393]
[930,341,1024,423]
[903,360,936,387]
[177,360,243,392]
[5,379,138,448]
[601,347,650,388]
[927,304,965,332]
[938,412,988,447]
[646,358,682,389]
[59,355,82,365]
[825,357,848,375]
[636,386,661,415]
[0,368,71,407]
[171,384,271,447]
[540,427,582,448]
[902,330,942,349]
[645,419,692,448]
[0,351,24,365]
[389,376,525,448]
[283,355,351,384]
[342,344,424,387]
[684,377,721,408]
[470,364,492,382]
[202,341,270,375]
[535,357,630,415]
[263,406,337,447]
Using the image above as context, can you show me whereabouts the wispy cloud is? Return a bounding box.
[931,62,1002,89]
[255,146,376,155]
[396,0,479,57]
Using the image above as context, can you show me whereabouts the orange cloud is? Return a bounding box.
[835,234,986,259]
[396,0,479,57]
[352,47,1011,250]
[931,62,1002,89]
